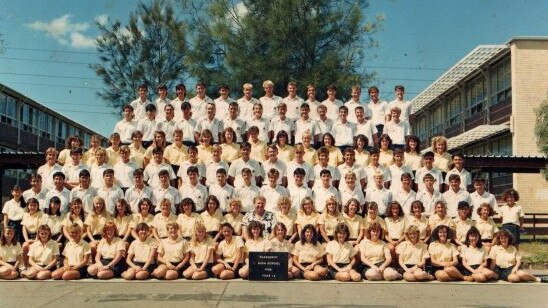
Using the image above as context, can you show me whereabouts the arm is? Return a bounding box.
[74,253,90,270]
[142,247,157,271]
[326,254,341,271]
[231,247,244,271]
[157,252,175,270]
[23,225,30,242]
[319,224,331,243]
[105,249,125,271]
[176,252,190,271]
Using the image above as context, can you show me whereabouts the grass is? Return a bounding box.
[520,241,548,267]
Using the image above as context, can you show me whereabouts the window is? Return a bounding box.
[21,105,37,133]
[38,112,54,140]
[466,75,486,116]
[447,92,462,126]
[432,104,443,135]
[0,94,18,127]
[490,135,512,156]
[490,58,511,105]
[415,115,428,143]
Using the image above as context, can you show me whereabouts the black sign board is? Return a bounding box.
[249,252,288,281]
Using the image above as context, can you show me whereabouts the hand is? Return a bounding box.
[102,265,111,271]
[135,266,143,272]
[304,264,313,271]
[168,264,177,270]
[343,265,352,272]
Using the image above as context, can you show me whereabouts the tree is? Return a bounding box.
[534,95,548,178]
[181,0,382,99]
[92,0,189,110]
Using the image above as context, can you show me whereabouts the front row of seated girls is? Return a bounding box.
[1,218,541,283]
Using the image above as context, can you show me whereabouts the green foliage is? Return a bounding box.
[92,0,189,110]
[181,0,381,99]
[534,96,548,178]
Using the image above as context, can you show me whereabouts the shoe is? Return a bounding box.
[463,276,474,282]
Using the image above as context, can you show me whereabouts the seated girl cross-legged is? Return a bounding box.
[292,224,328,281]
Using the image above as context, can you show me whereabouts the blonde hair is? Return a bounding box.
[243,83,253,90]
[262,80,274,88]
[431,136,448,152]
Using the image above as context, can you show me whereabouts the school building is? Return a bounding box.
[0,83,105,200]
[411,37,548,213]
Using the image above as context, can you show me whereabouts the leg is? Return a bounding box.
[87,264,99,277]
[444,266,465,280]
[435,270,453,282]
[471,272,487,282]
[212,263,226,277]
[383,267,402,281]
[365,268,383,281]
[334,271,351,282]
[480,268,497,281]
[414,268,434,281]
[183,266,195,279]
[349,269,362,282]
[164,269,179,280]
[62,269,81,280]
[192,270,208,280]
[23,268,39,279]
[0,266,11,276]
[303,270,320,281]
[36,270,52,280]
[97,269,114,280]
[219,269,235,280]
[516,270,540,282]
[22,242,31,267]
[290,267,301,279]
[51,268,65,280]
[507,273,521,283]
[122,268,136,280]
[152,264,167,279]
[313,265,328,279]
[238,264,249,279]
[135,269,150,280]
[403,271,418,282]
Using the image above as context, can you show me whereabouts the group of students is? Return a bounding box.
[0,80,542,283]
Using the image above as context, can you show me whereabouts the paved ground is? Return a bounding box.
[1,279,547,307]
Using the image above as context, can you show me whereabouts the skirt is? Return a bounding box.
[329,262,352,279]
[462,264,480,276]
[101,258,126,277]
[494,266,516,281]
[194,262,214,277]
[133,261,157,275]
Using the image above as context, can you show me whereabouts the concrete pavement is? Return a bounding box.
[1,279,547,307]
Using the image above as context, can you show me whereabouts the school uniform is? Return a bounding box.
[396,240,429,267]
[282,96,304,121]
[433,152,452,173]
[326,240,358,277]
[114,118,138,144]
[2,199,26,242]
[179,183,208,213]
[339,186,365,210]
[163,144,189,167]
[262,160,287,186]
[248,117,270,142]
[337,163,366,191]
[131,213,154,228]
[442,188,471,218]
[177,213,203,240]
[415,167,443,193]
[294,118,320,145]
[326,147,343,167]
[470,191,498,220]
[0,243,22,264]
[28,240,59,267]
[143,161,177,190]
[196,145,214,165]
[416,189,444,216]
[37,163,63,191]
[403,152,422,172]
[365,186,392,215]
[84,213,112,239]
[220,143,241,163]
[393,189,416,215]
[97,237,126,276]
[216,236,245,272]
[208,183,234,213]
[205,160,230,187]
[454,217,475,244]
[62,162,89,185]
[428,214,456,231]
[384,120,410,146]
[124,185,153,213]
[498,204,524,244]
[358,239,389,274]
[228,158,264,189]
[474,217,499,242]
[234,184,261,213]
[354,150,370,167]
[157,119,178,144]
[128,237,157,273]
[461,246,488,275]
[385,217,407,241]
[379,150,394,167]
[305,99,321,121]
[288,185,313,213]
[22,211,45,239]
[355,120,377,147]
[113,160,138,189]
[158,237,188,267]
[96,186,125,215]
[320,99,343,121]
[23,188,48,212]
[316,118,334,141]
[260,185,289,213]
[244,238,272,263]
[237,97,260,122]
[128,144,147,168]
[312,185,341,213]
[368,99,388,132]
[63,239,91,277]
[445,168,472,190]
[388,164,414,193]
[363,165,391,187]
[176,118,197,145]
[489,245,521,280]
[213,97,235,121]
[40,214,65,239]
[269,116,295,139]
[188,238,215,265]
[428,241,459,274]
[200,210,223,235]
[286,161,314,188]
[318,212,344,238]
[292,242,325,265]
[343,214,363,240]
[259,95,282,120]
[303,147,317,166]
[114,215,133,239]
[406,215,429,240]
[223,213,244,236]
[152,213,177,239]
[277,145,294,163]
[249,140,267,162]
[46,188,71,214]
[312,164,340,188]
[274,211,297,236]
[177,161,206,185]
[296,211,320,230]
[363,216,387,234]
[222,117,247,143]
[130,98,152,121]
[387,99,412,124]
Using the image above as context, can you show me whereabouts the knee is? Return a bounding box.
[335,272,350,282]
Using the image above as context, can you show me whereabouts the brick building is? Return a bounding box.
[411,37,548,212]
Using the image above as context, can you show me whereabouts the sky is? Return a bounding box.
[0,0,547,137]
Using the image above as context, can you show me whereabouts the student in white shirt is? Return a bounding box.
[330,106,356,148]
[288,168,313,212]
[321,84,343,121]
[170,83,187,122]
[124,169,153,213]
[442,174,471,218]
[367,86,388,138]
[237,83,260,122]
[189,81,213,121]
[354,106,378,147]
[305,84,321,121]
[365,172,392,215]
[313,169,341,213]
[69,170,96,213]
[294,103,320,145]
[154,84,170,122]
[469,177,497,219]
[144,147,177,190]
[388,85,412,125]
[62,148,89,190]
[259,80,282,119]
[383,106,410,149]
[445,153,472,191]
[114,104,138,145]
[136,104,158,148]
[208,168,234,212]
[213,84,235,121]
[260,169,290,212]
[179,166,208,213]
[282,81,305,121]
[344,85,370,124]
[222,102,247,143]
[248,103,270,142]
[129,83,152,121]
[269,103,295,143]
